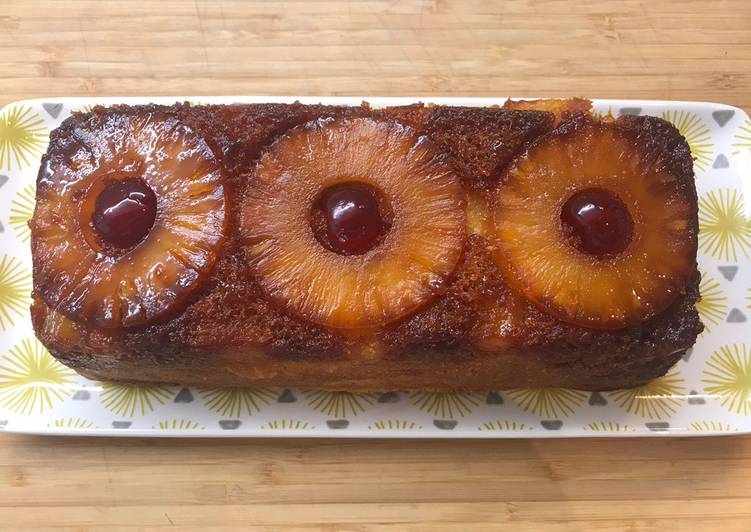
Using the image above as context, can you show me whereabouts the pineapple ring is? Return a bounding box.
[242,117,466,330]
[32,109,227,329]
[492,115,697,329]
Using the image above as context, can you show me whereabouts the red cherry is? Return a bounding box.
[92,179,157,249]
[322,184,384,255]
[561,188,634,257]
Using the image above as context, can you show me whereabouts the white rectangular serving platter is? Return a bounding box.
[0,96,749,438]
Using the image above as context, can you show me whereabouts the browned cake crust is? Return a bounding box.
[30,101,702,391]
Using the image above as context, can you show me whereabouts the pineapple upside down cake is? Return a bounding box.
[29,99,701,391]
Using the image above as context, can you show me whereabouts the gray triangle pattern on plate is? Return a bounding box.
[219,420,241,430]
[112,421,132,429]
[646,422,669,432]
[619,107,641,116]
[326,419,349,429]
[713,154,730,169]
[541,420,563,430]
[173,388,194,403]
[718,266,738,281]
[433,419,458,430]
[485,392,503,404]
[682,347,693,362]
[0,421,7,429]
[727,308,747,323]
[277,389,297,403]
[0,220,4,233]
[377,392,399,403]
[588,392,607,406]
[0,175,8,188]
[688,390,706,405]
[72,390,90,400]
[712,109,734,127]
[42,102,63,119]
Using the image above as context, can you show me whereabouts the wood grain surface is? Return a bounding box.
[2,1,751,530]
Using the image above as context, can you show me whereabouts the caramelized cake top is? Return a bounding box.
[31,101,701,372]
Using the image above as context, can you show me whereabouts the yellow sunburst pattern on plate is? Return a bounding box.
[0,337,74,415]
[698,189,751,261]
[304,390,375,418]
[0,255,32,331]
[477,420,533,432]
[10,184,35,243]
[696,272,728,331]
[583,422,636,433]
[410,391,483,418]
[731,119,751,155]
[703,344,751,415]
[661,110,713,172]
[506,388,586,418]
[99,383,173,417]
[154,419,204,430]
[369,419,422,430]
[261,419,315,430]
[0,104,47,171]
[48,417,97,429]
[609,368,685,419]
[200,387,277,418]
[689,421,738,433]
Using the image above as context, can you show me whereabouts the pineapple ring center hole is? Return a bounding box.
[91,177,157,251]
[560,187,634,258]
[310,182,393,256]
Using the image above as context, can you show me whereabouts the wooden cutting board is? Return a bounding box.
[1,1,750,530]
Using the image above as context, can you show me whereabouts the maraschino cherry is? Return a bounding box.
[321,183,384,255]
[561,188,634,257]
[93,178,157,248]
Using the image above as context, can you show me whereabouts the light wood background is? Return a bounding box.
[2,1,751,530]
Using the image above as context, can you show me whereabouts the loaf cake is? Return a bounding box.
[29,99,702,391]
